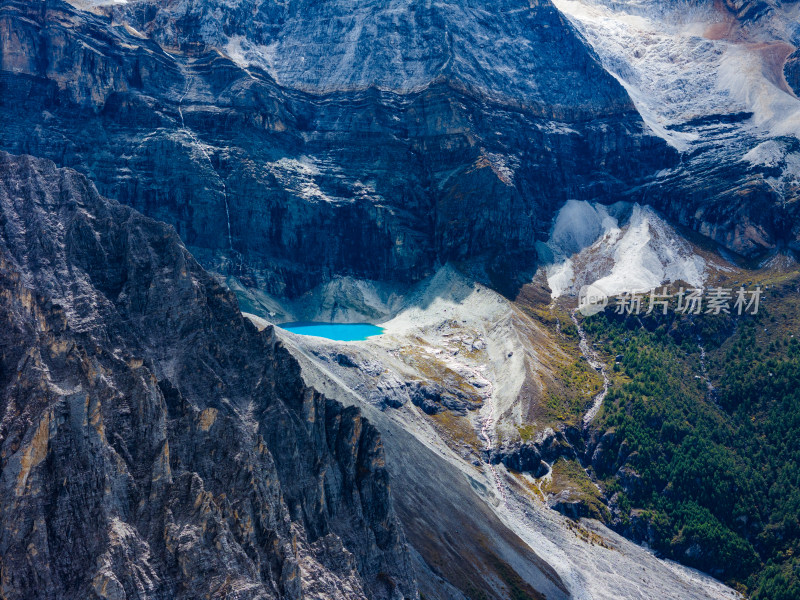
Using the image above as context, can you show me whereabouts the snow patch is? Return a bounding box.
[67,0,127,8]
[225,36,280,82]
[744,139,790,167]
[545,201,706,299]
[592,204,706,295]
[717,42,800,139]
[742,139,800,196]
[552,0,800,149]
[265,157,339,203]
[549,200,618,257]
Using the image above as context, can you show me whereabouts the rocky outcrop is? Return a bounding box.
[722,0,773,20]
[491,443,551,478]
[785,49,800,98]
[0,0,673,297]
[0,152,416,599]
[491,426,582,477]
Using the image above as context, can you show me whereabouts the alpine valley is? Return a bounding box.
[0,1,799,599]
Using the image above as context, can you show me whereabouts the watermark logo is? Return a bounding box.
[579,285,763,317]
[578,284,609,316]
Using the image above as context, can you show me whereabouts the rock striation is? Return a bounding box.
[0,152,416,600]
[553,0,800,258]
[0,0,673,297]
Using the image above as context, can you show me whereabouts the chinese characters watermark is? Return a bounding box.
[578,285,763,317]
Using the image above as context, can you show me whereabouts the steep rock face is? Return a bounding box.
[0,152,416,599]
[122,0,632,111]
[723,0,773,20]
[785,48,800,97]
[553,0,800,258]
[0,0,673,297]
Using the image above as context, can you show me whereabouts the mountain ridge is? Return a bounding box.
[0,151,416,600]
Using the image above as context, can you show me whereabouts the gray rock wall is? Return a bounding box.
[0,0,673,296]
[0,152,416,600]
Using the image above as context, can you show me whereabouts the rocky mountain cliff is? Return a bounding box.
[553,0,800,258]
[2,0,800,597]
[0,0,672,297]
[0,152,416,600]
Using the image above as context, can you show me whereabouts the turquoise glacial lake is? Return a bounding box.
[279,322,384,341]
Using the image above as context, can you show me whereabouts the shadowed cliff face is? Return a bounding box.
[0,152,416,600]
[0,0,674,297]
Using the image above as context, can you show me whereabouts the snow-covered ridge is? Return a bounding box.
[552,0,800,159]
[68,0,127,7]
[542,200,706,298]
